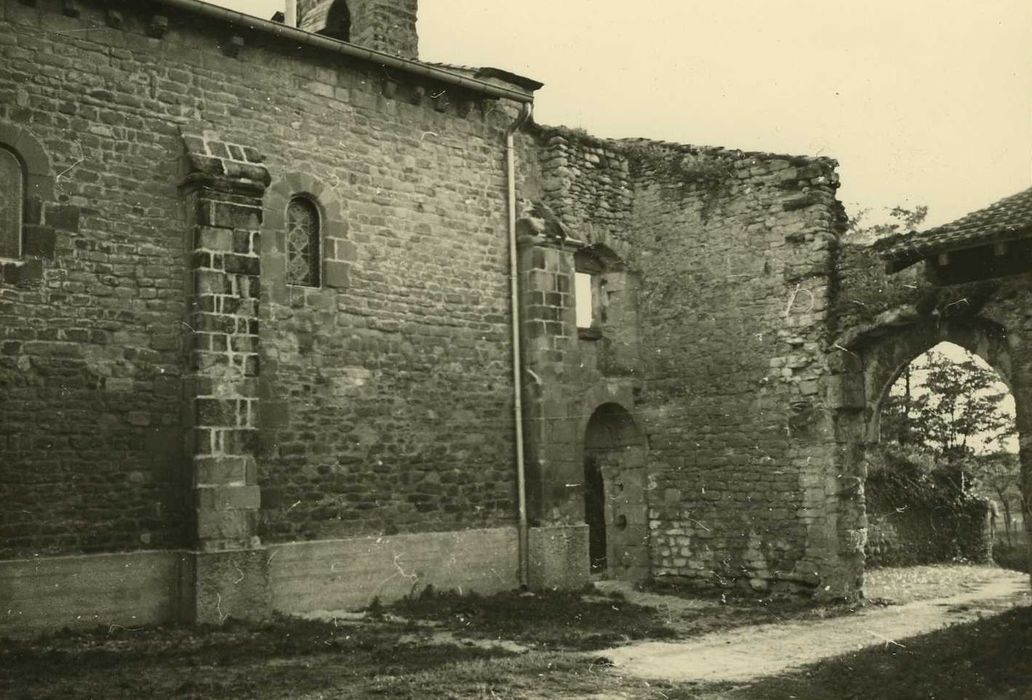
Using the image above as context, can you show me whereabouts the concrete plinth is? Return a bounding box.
[527,524,590,590]
[179,548,271,625]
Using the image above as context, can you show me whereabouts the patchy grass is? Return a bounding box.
[864,563,1010,604]
[2,568,1026,699]
[0,618,518,699]
[386,585,678,650]
[0,617,688,700]
[640,580,867,635]
[714,606,1032,700]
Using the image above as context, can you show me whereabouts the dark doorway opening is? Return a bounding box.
[584,454,607,572]
[583,403,650,581]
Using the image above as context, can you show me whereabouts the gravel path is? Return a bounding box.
[601,568,1030,684]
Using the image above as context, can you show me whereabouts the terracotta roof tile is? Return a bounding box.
[881,186,1032,267]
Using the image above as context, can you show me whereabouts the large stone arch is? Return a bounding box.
[828,312,1023,594]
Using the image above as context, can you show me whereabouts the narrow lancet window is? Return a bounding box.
[287,197,321,287]
[0,147,23,259]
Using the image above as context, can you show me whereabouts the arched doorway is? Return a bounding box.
[867,340,1016,568]
[583,403,649,581]
[828,317,1023,597]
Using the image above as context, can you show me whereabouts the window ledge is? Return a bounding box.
[578,326,603,341]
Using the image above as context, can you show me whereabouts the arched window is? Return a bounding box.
[0,145,23,259]
[286,196,321,287]
[324,1,351,41]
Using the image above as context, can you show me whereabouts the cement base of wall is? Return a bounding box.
[0,525,591,636]
[268,527,520,614]
[182,548,273,625]
[0,550,183,637]
[527,524,590,590]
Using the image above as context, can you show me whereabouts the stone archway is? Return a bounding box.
[829,315,1022,593]
[583,403,649,581]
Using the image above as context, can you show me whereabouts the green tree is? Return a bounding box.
[882,347,1014,460]
[846,204,929,243]
[880,345,1020,540]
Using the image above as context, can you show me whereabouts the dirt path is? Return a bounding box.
[601,569,1030,684]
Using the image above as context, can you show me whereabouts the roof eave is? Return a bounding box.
[151,0,537,103]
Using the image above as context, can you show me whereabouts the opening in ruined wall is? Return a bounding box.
[575,244,623,339]
[867,341,1017,570]
[583,403,650,581]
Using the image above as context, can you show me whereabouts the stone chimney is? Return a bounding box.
[296,0,419,59]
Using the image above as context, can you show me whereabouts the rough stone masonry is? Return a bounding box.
[3,0,1032,635]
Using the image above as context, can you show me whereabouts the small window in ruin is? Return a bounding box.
[575,249,608,337]
[575,272,594,329]
[286,196,321,287]
[0,146,23,259]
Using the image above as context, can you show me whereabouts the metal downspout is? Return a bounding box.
[507,103,533,588]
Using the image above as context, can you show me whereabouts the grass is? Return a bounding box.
[715,606,1032,700]
[2,567,1027,699]
[864,563,1011,604]
[385,585,678,650]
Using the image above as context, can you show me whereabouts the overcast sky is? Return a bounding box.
[213,0,1031,229]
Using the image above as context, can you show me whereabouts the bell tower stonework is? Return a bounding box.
[296,0,419,59]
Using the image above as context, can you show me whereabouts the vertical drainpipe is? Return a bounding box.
[285,0,297,27]
[507,102,533,588]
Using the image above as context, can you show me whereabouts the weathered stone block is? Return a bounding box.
[826,373,865,410]
[195,484,261,511]
[21,225,55,258]
[323,260,350,289]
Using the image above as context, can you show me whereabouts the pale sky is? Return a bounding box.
[214,1,1031,229]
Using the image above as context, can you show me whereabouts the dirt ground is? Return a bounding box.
[1,564,1027,699]
[604,567,1029,684]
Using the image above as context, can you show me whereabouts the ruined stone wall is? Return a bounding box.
[832,241,1032,586]
[0,0,521,557]
[520,126,849,592]
[625,144,845,592]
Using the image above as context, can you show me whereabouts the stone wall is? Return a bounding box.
[297,0,419,58]
[0,1,192,558]
[864,506,993,569]
[517,126,851,594]
[0,0,522,564]
[626,142,846,593]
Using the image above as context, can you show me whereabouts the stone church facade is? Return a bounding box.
[2,0,1030,635]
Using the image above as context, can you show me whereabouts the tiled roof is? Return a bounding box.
[881,186,1032,268]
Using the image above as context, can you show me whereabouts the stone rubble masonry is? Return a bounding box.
[519,126,854,596]
[9,0,1032,629]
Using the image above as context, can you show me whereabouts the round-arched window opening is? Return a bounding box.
[325,1,352,41]
[616,514,628,530]
[0,145,24,259]
[286,196,321,287]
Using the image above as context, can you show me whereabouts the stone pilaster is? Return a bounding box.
[179,130,271,623]
[516,216,591,589]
